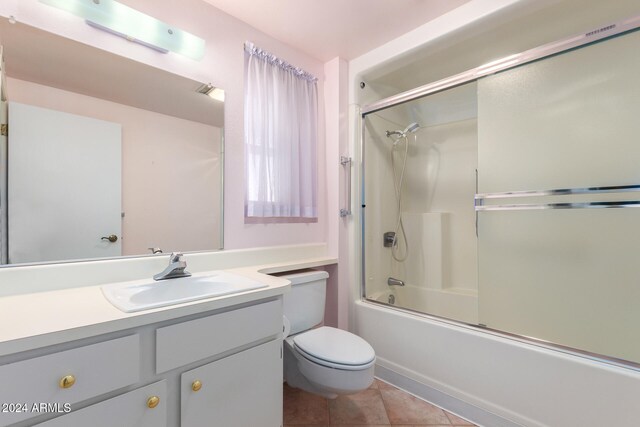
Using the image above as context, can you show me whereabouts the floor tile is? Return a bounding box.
[283,377,477,427]
[283,383,329,425]
[380,388,451,425]
[446,411,476,425]
[376,379,399,391]
[329,389,391,425]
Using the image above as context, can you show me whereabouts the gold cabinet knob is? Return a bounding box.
[59,375,76,389]
[147,396,160,409]
[192,380,202,392]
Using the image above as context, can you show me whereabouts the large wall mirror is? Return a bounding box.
[0,20,224,266]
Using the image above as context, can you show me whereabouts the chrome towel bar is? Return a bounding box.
[475,184,640,201]
[476,200,640,211]
[475,184,640,211]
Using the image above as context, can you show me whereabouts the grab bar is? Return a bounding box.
[340,155,352,217]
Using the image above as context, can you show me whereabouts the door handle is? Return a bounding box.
[101,234,118,243]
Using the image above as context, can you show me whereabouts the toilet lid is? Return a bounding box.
[293,326,375,367]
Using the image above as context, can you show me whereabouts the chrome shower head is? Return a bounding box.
[403,122,419,134]
[385,122,420,139]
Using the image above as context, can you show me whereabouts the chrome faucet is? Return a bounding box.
[387,277,405,287]
[153,252,192,281]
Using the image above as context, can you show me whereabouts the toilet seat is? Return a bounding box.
[292,326,375,370]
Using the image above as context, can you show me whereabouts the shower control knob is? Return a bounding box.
[383,232,396,248]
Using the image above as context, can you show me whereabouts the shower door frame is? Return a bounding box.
[359,14,640,372]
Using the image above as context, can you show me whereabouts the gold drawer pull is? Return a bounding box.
[192,380,202,392]
[59,375,76,389]
[147,396,160,409]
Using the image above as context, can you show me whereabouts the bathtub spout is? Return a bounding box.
[387,277,405,287]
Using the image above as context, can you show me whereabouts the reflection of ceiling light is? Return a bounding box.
[197,83,225,102]
[85,21,169,53]
[38,0,205,60]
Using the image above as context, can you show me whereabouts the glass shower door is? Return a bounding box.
[362,82,479,325]
[476,28,640,363]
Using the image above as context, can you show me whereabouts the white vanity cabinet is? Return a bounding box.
[0,335,140,427]
[0,296,284,427]
[181,339,283,427]
[158,299,283,426]
[34,381,167,427]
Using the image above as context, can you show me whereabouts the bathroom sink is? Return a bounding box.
[101,271,268,313]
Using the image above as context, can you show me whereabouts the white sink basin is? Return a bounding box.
[101,271,268,313]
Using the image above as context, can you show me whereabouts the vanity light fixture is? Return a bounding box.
[196,83,225,102]
[38,0,205,60]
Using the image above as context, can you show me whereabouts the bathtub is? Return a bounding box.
[354,298,640,426]
[367,283,478,325]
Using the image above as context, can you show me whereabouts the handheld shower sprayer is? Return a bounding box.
[383,121,421,263]
[385,122,420,139]
[403,122,419,134]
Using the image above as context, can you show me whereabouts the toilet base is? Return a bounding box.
[284,341,339,398]
[283,338,374,399]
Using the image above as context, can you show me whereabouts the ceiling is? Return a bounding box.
[202,0,471,61]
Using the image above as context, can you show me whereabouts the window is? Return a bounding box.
[244,42,318,223]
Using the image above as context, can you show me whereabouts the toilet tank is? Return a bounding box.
[281,270,329,335]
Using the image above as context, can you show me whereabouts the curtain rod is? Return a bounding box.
[244,41,318,82]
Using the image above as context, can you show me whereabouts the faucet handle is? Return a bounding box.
[169,252,184,262]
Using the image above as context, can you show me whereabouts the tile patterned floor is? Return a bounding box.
[283,378,477,426]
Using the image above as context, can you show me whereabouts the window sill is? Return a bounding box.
[244,216,318,224]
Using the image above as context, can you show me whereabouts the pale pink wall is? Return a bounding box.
[8,77,222,256]
[0,0,327,250]
[324,57,350,329]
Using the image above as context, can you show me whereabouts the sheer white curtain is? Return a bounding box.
[244,42,318,223]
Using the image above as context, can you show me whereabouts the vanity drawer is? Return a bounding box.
[35,380,166,427]
[156,299,282,373]
[0,334,140,427]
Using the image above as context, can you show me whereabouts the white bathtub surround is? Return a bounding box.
[369,286,477,325]
[401,212,444,290]
[362,88,479,324]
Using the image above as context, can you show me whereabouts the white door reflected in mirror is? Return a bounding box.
[8,102,122,264]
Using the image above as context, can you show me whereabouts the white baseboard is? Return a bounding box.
[375,360,524,427]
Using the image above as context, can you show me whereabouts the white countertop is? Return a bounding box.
[0,256,336,356]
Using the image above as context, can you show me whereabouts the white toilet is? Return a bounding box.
[281,270,375,399]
